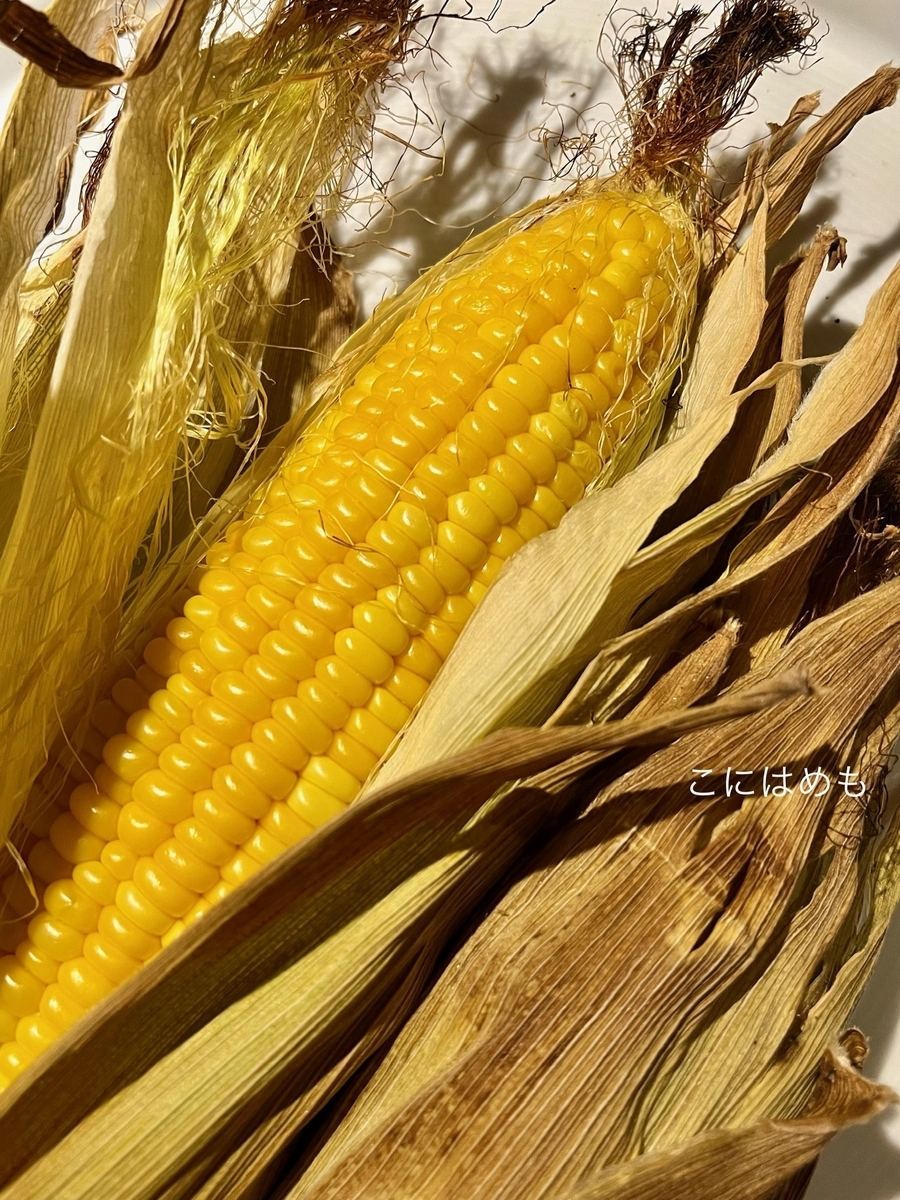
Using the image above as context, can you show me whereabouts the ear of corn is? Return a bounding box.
[0,186,696,1085]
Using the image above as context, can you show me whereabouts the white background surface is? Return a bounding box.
[1,0,899,1194]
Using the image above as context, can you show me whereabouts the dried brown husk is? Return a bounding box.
[285,529,900,1200]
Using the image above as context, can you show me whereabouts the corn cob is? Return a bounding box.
[0,187,696,1086]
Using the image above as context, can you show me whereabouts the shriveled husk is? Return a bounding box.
[0,0,415,842]
[1,47,900,1200]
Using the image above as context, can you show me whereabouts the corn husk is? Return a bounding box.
[2,14,900,1200]
[0,0,413,841]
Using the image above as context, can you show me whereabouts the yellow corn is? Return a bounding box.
[0,187,696,1086]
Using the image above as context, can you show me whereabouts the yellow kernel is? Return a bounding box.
[132,770,193,825]
[345,709,395,757]
[129,862,193,922]
[507,433,557,484]
[601,260,645,301]
[43,880,101,936]
[517,345,569,391]
[111,677,150,716]
[611,317,639,361]
[367,686,411,732]
[193,789,254,846]
[219,851,260,888]
[440,596,476,636]
[530,411,574,457]
[271,697,331,758]
[437,521,488,572]
[251,719,310,773]
[398,636,443,683]
[457,412,506,460]
[173,817,234,868]
[607,206,645,239]
[258,630,315,684]
[365,519,421,568]
[83,933,140,984]
[57,957,114,1008]
[0,957,44,1017]
[126,708,179,756]
[570,309,614,374]
[49,812,105,865]
[154,839,219,894]
[27,840,72,885]
[89,698,127,739]
[194,697,253,748]
[414,453,468,498]
[301,756,360,803]
[473,554,504,588]
[467,579,488,605]
[550,461,586,508]
[243,827,289,867]
[28,913,84,962]
[419,546,470,595]
[97,905,160,962]
[334,628,394,685]
[492,363,550,414]
[102,734,158,785]
[68,864,118,907]
[287,780,347,829]
[245,584,293,630]
[474,388,529,437]
[16,1014,60,1056]
[610,239,656,274]
[213,763,273,820]
[488,454,534,504]
[387,501,436,550]
[142,637,181,679]
[570,440,601,483]
[1,1039,38,1077]
[469,475,518,523]
[315,655,373,709]
[16,940,61,986]
[594,351,626,397]
[100,839,139,882]
[513,508,549,541]
[438,431,489,479]
[165,618,202,656]
[199,626,250,673]
[231,743,296,801]
[135,664,166,695]
[324,493,372,543]
[422,616,457,660]
[539,325,595,375]
[69,784,120,842]
[200,572,245,608]
[531,485,568,528]
[352,600,411,656]
[447,492,500,542]
[328,731,379,781]
[260,802,314,846]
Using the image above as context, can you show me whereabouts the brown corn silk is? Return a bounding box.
[1,12,900,1200]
